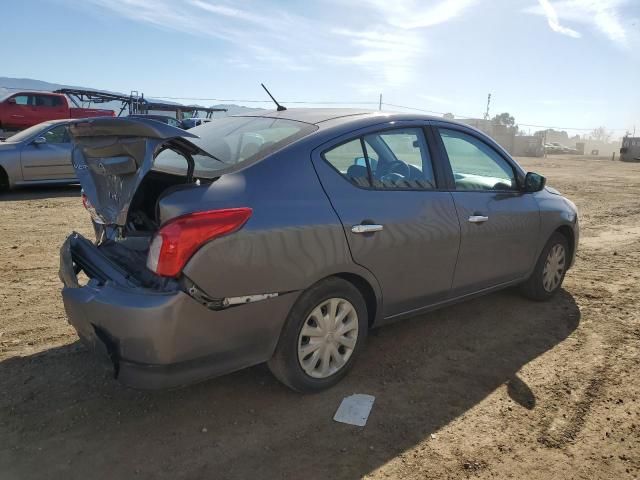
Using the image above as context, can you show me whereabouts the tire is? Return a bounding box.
[268,277,368,393]
[521,232,569,301]
[0,167,9,193]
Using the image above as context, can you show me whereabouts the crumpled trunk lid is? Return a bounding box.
[68,117,205,236]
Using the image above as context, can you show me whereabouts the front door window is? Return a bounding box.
[438,128,517,191]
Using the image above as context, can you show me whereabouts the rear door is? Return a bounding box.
[432,123,540,296]
[33,94,67,123]
[20,124,75,180]
[312,122,460,318]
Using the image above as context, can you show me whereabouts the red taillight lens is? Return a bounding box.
[147,208,252,277]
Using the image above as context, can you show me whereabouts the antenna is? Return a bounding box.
[261,83,286,111]
[483,93,492,120]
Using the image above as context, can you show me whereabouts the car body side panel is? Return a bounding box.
[448,191,540,295]
[20,142,74,180]
[533,188,579,266]
[179,143,383,319]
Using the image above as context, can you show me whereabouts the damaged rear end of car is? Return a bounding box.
[59,117,300,389]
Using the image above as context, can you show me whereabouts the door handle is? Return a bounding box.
[351,224,384,234]
[468,215,489,223]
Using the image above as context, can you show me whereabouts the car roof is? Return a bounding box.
[129,114,176,119]
[235,108,443,127]
[4,91,63,95]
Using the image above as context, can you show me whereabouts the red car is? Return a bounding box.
[0,91,114,130]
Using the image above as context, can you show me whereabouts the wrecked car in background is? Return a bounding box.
[59,110,579,392]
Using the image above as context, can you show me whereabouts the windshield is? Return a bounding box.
[3,123,52,143]
[153,116,317,177]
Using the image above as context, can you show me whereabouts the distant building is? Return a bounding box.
[621,136,640,162]
[457,118,543,157]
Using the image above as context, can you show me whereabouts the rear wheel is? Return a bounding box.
[268,277,368,392]
[521,232,569,301]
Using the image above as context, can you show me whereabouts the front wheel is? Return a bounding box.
[521,232,569,301]
[268,277,368,393]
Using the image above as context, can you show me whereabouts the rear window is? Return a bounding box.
[154,116,317,177]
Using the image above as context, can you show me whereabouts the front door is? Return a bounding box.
[3,94,33,129]
[312,123,460,318]
[20,124,75,181]
[433,125,540,296]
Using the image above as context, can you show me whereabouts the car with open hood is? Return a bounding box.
[59,109,579,392]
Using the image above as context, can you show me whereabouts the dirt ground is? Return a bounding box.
[1,155,639,480]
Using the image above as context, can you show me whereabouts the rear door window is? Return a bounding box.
[34,95,59,107]
[323,139,370,187]
[364,128,435,189]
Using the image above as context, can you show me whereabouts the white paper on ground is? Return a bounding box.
[333,394,375,426]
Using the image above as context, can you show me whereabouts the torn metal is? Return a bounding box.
[68,117,204,237]
[183,277,280,311]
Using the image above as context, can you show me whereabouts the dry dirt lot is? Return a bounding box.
[1,155,639,479]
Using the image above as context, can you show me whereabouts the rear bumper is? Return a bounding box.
[60,234,296,389]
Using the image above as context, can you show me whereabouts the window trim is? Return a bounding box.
[320,125,444,192]
[429,121,526,193]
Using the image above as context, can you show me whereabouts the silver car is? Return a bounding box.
[0,120,77,190]
[59,110,579,392]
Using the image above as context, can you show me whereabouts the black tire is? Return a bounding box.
[0,166,9,193]
[268,277,368,393]
[521,232,569,301]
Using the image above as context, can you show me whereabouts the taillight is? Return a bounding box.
[146,208,252,277]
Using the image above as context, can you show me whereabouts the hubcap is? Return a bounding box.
[542,243,566,292]
[297,298,359,379]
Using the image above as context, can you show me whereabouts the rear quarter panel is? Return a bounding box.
[170,141,382,303]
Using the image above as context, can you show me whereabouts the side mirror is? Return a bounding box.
[524,172,546,192]
[7,98,16,104]
[32,136,47,145]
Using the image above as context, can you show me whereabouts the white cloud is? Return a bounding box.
[327,0,477,88]
[361,0,478,29]
[536,0,582,38]
[80,0,479,88]
[525,0,632,46]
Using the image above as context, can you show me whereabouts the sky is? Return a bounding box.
[2,0,639,136]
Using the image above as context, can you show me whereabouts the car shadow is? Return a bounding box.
[0,288,580,480]
[1,184,80,201]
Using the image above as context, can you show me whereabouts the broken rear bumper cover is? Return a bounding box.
[59,233,297,389]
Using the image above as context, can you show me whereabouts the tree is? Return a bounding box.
[491,112,515,127]
[590,126,612,143]
[443,112,455,120]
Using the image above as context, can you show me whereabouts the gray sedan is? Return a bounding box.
[59,110,579,392]
[0,120,77,190]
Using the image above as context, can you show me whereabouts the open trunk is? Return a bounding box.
[66,117,213,289]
